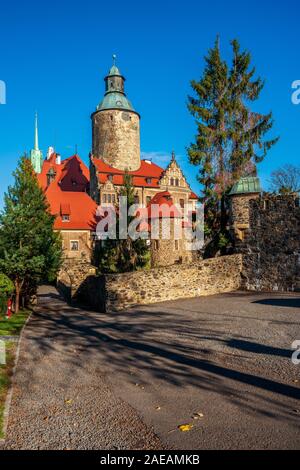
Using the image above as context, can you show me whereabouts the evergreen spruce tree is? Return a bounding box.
[0,156,62,312]
[98,172,149,273]
[188,37,278,254]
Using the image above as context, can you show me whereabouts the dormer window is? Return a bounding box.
[146,177,152,184]
[108,174,113,182]
[60,203,71,222]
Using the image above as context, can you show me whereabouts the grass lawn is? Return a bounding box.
[0,309,31,438]
[0,309,31,336]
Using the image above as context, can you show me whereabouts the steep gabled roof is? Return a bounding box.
[37,154,90,192]
[45,182,98,231]
[37,153,96,232]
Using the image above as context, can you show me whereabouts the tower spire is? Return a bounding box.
[34,111,39,150]
[30,111,43,174]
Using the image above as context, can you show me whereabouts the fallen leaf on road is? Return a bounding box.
[64,399,73,405]
[178,424,193,432]
[155,406,161,411]
[192,412,204,420]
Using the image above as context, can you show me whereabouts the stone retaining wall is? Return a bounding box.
[240,195,300,291]
[60,254,242,312]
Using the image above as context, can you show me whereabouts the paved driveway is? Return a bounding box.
[4,287,300,449]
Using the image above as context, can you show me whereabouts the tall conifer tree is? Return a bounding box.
[188,37,278,254]
[0,156,62,311]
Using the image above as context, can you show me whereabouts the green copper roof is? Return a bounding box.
[96,55,138,114]
[229,176,262,195]
[97,92,135,112]
[108,64,122,76]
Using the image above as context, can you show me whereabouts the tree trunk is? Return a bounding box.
[14,279,23,313]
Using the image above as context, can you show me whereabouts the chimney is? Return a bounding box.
[47,146,55,160]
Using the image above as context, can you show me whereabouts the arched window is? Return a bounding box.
[175,178,179,186]
[170,178,174,186]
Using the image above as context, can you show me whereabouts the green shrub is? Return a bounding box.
[0,273,14,299]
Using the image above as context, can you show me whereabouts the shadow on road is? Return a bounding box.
[252,298,300,309]
[26,289,300,427]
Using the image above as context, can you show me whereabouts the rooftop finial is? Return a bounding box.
[171,150,176,161]
[112,54,117,65]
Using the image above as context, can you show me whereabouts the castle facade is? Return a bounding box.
[32,59,197,266]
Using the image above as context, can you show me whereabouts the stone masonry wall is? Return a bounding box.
[92,109,140,171]
[67,254,242,312]
[57,259,97,302]
[240,195,300,291]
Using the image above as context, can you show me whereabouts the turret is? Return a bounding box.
[91,55,141,171]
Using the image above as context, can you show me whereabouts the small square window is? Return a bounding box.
[146,177,152,184]
[70,240,79,251]
[62,215,70,222]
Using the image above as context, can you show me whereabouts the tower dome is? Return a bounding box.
[91,56,141,171]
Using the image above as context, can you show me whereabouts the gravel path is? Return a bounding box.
[3,286,163,450]
[3,287,300,450]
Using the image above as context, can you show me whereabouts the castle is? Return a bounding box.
[29,58,300,304]
[31,58,197,266]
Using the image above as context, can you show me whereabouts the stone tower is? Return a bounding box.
[229,176,261,242]
[30,112,43,174]
[91,56,141,171]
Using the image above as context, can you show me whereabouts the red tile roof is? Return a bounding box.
[93,157,163,188]
[93,157,198,199]
[189,191,198,200]
[147,191,182,219]
[37,154,96,231]
[45,183,98,230]
[37,154,90,192]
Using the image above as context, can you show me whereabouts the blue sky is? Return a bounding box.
[0,0,299,207]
